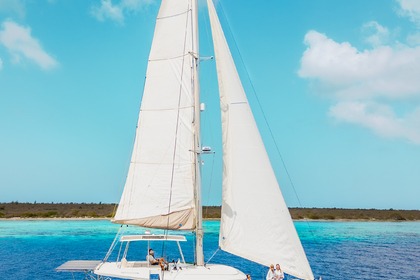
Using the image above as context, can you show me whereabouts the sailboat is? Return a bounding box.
[57,0,315,279]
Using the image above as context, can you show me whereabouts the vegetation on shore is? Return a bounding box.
[0,202,419,221]
[288,207,419,221]
[0,202,116,219]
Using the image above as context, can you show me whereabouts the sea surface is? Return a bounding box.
[0,220,419,280]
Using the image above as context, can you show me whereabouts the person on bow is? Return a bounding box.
[266,264,276,280]
[274,263,284,280]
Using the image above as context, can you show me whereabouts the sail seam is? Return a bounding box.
[140,105,194,111]
[149,53,191,62]
[163,0,193,236]
[131,162,193,165]
[157,9,190,20]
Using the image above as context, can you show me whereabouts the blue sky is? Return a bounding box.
[0,0,419,210]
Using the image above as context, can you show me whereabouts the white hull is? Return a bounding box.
[95,262,246,280]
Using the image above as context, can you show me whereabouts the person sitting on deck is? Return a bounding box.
[147,248,168,270]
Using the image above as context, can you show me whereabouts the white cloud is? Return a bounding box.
[397,0,420,26]
[299,30,420,144]
[0,57,3,70]
[330,102,420,144]
[362,21,390,47]
[406,32,420,45]
[91,0,124,23]
[398,0,420,48]
[0,0,25,18]
[121,0,154,10]
[0,20,58,70]
[299,31,420,99]
[91,0,154,24]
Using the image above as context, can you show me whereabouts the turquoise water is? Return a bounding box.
[0,220,419,279]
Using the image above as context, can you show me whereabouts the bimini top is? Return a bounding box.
[120,235,187,242]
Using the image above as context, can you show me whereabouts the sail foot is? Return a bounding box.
[112,208,196,230]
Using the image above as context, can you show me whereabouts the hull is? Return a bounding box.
[95,262,246,280]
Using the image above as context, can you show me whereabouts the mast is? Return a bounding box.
[192,0,204,266]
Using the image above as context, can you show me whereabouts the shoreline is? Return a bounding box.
[1,217,418,222]
[2,203,419,221]
[0,217,109,221]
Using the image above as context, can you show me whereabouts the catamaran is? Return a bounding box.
[57,0,316,279]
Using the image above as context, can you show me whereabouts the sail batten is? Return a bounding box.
[113,0,197,230]
[207,0,314,279]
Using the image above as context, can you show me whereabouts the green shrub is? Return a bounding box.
[308,214,320,220]
[21,212,38,218]
[71,210,80,216]
[390,213,406,221]
[87,211,98,217]
[106,212,115,218]
[40,211,58,218]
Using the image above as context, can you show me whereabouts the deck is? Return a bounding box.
[56,260,102,272]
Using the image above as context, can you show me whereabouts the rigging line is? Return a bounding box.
[123,74,148,217]
[111,203,118,219]
[103,225,125,262]
[204,152,216,218]
[201,0,217,211]
[202,0,213,68]
[205,246,220,265]
[162,3,193,257]
[192,230,197,264]
[216,1,305,208]
[201,0,217,151]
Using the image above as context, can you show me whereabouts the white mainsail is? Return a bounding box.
[113,0,198,230]
[207,1,315,279]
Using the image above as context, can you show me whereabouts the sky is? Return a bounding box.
[0,0,419,210]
